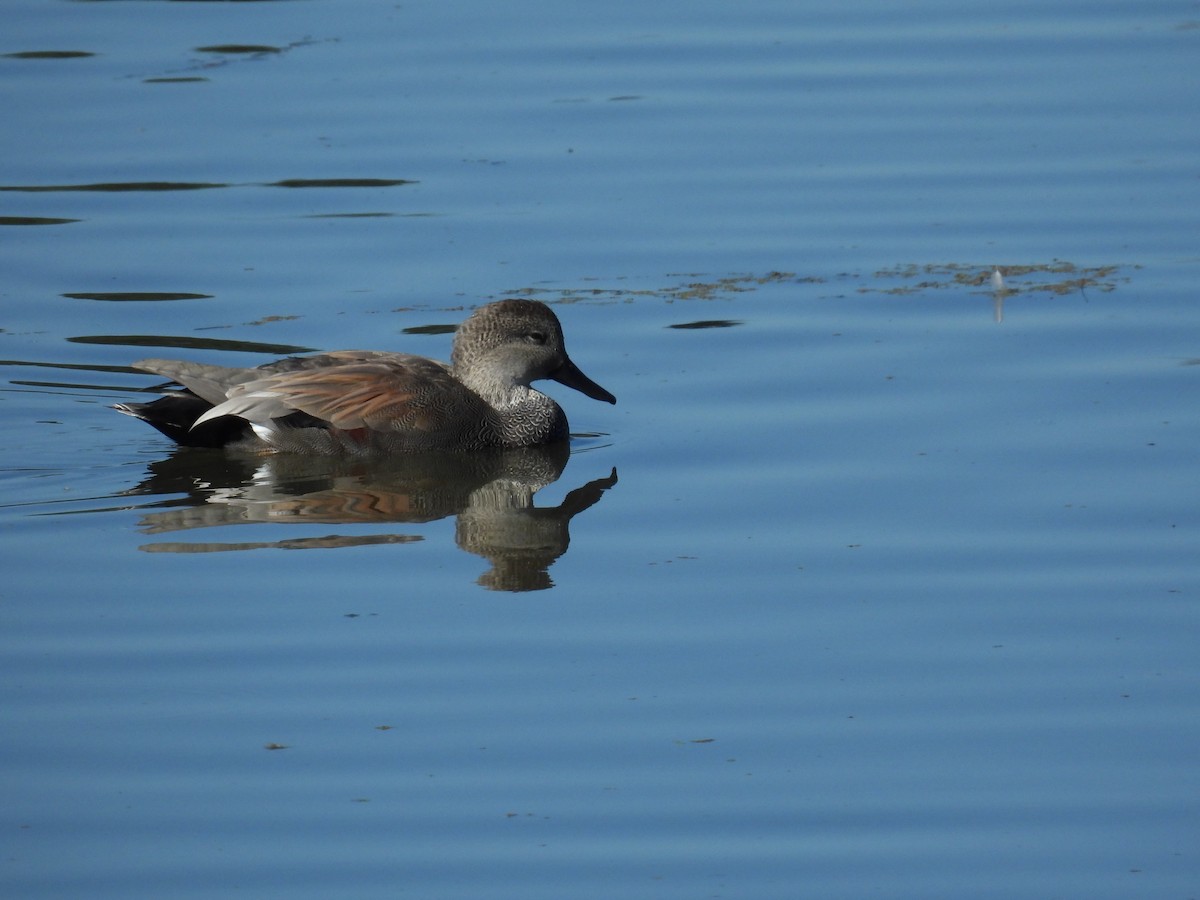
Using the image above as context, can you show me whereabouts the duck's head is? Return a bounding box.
[452,299,616,404]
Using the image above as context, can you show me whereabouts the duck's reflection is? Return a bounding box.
[125,443,617,591]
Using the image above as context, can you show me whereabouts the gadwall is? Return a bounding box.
[114,299,616,454]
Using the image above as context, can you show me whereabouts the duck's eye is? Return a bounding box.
[526,331,547,345]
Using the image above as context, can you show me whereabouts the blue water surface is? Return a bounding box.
[1,1,1198,898]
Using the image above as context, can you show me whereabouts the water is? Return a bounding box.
[2,1,1198,898]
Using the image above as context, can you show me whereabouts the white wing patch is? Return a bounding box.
[192,389,291,429]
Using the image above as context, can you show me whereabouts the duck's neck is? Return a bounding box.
[460,369,534,409]
[457,371,568,446]
[496,388,568,446]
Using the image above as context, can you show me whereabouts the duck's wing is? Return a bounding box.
[133,359,262,406]
[192,354,489,434]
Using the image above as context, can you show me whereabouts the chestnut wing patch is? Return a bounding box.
[195,356,488,434]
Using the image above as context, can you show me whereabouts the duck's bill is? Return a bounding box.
[552,358,617,404]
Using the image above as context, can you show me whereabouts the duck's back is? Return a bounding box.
[181,352,511,453]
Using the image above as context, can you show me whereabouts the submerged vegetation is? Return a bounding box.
[865,261,1130,297]
[488,261,1129,308]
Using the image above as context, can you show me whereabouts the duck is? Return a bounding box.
[113,299,616,454]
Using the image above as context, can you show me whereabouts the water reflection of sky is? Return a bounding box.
[2,1,1198,898]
